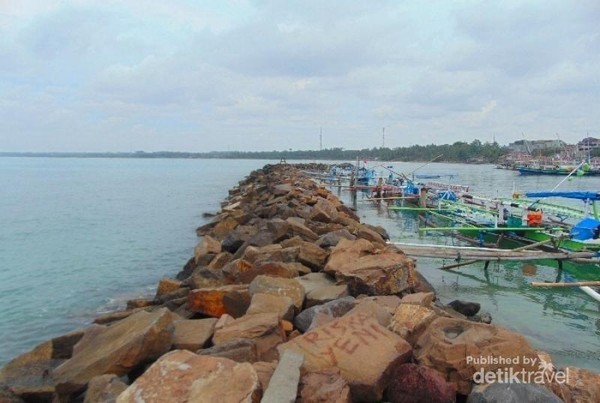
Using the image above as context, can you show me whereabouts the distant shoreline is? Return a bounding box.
[0,152,493,164]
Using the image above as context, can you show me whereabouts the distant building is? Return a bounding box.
[508,139,566,154]
[577,137,600,152]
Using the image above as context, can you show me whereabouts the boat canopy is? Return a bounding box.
[525,191,600,201]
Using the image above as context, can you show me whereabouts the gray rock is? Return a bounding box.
[261,350,304,403]
[293,296,357,332]
[467,382,562,403]
[448,300,481,317]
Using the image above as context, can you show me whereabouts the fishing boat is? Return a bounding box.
[417,190,600,253]
[516,160,588,176]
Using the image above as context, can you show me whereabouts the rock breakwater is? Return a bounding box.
[1,163,598,402]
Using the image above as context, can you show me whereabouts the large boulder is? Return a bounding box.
[248,275,305,311]
[246,293,295,322]
[213,313,286,362]
[0,341,64,401]
[198,338,258,363]
[194,235,222,263]
[389,304,439,346]
[309,198,339,223]
[324,238,374,273]
[281,237,329,271]
[414,317,540,395]
[53,308,174,398]
[116,350,261,403]
[448,300,481,317]
[285,217,319,241]
[185,267,228,290]
[294,296,357,333]
[325,239,418,296]
[332,253,419,296]
[316,229,356,248]
[172,318,218,351]
[187,284,251,318]
[279,311,412,401]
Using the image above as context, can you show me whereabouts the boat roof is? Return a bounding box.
[525,191,600,201]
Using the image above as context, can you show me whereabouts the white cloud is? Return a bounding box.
[0,0,599,152]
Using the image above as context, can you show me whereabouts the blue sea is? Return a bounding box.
[1,158,599,372]
[0,157,270,365]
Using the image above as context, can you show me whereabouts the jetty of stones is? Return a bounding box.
[1,163,599,402]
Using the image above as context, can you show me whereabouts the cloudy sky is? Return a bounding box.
[1,1,598,152]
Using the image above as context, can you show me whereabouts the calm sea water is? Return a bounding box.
[0,157,271,365]
[1,158,598,372]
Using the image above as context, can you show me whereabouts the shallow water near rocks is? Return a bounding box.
[1,158,599,373]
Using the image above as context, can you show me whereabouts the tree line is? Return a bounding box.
[1,140,509,163]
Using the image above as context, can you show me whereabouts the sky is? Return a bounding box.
[0,0,599,152]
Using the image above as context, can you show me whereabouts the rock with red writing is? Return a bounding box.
[298,367,351,403]
[415,317,540,395]
[117,350,261,403]
[278,312,412,401]
[386,363,456,403]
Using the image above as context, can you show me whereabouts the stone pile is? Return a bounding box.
[1,163,598,402]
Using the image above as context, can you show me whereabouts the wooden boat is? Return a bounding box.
[516,160,588,176]
[404,190,600,254]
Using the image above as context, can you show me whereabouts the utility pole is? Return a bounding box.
[382,127,385,148]
[319,127,322,151]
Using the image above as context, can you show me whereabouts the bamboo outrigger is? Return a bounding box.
[390,242,596,261]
